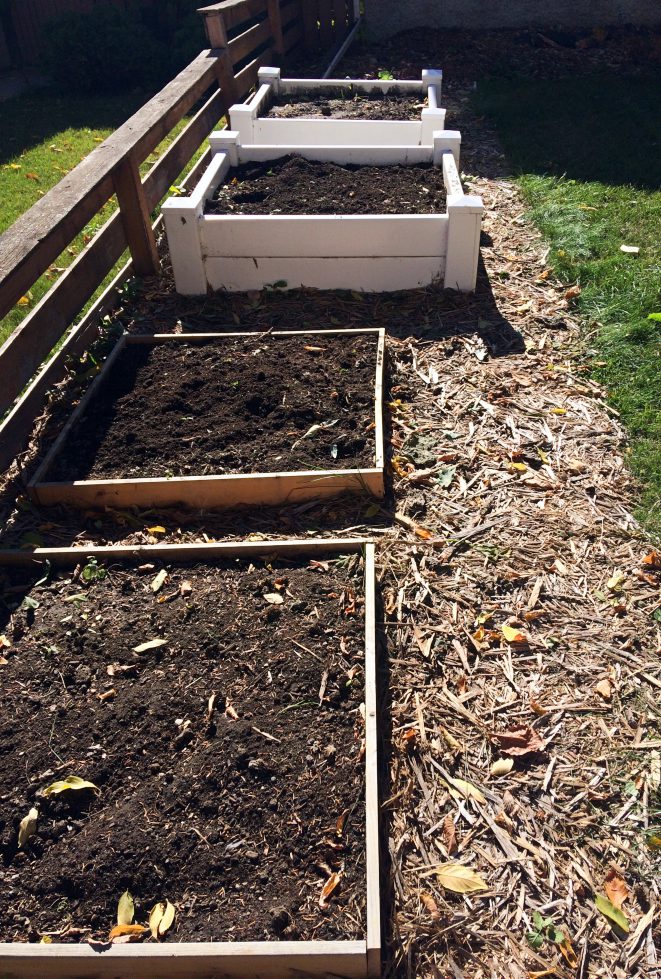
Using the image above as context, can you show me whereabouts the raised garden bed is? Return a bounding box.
[28,330,385,510]
[0,539,379,978]
[162,132,482,294]
[230,67,446,146]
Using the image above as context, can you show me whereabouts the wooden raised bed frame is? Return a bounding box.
[28,329,386,510]
[230,66,446,146]
[0,538,379,979]
[162,130,482,294]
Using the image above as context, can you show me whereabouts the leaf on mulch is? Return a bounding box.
[444,775,486,805]
[490,758,514,777]
[264,593,284,605]
[501,624,528,644]
[564,284,581,302]
[435,862,488,894]
[441,814,457,854]
[603,869,629,910]
[43,775,98,796]
[492,725,544,756]
[419,891,440,919]
[319,871,342,908]
[133,638,168,653]
[595,893,629,933]
[18,807,38,848]
[642,550,661,568]
[595,678,614,701]
[117,890,134,926]
[146,525,166,534]
[149,900,176,939]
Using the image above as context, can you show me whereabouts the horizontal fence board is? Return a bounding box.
[0,51,217,320]
[144,89,227,211]
[234,48,275,98]
[229,17,272,65]
[200,0,267,32]
[0,212,127,417]
[283,18,303,51]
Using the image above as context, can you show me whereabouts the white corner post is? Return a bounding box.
[258,66,281,91]
[444,195,483,291]
[209,129,240,165]
[433,131,461,167]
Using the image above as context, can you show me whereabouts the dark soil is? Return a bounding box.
[207,155,447,216]
[0,554,367,943]
[47,335,378,481]
[266,89,425,120]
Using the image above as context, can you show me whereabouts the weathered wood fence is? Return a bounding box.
[0,0,360,473]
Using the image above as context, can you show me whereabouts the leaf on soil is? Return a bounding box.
[43,775,98,796]
[151,570,168,593]
[445,775,486,804]
[18,807,38,848]
[264,593,284,605]
[594,893,629,933]
[441,814,457,854]
[117,890,135,926]
[419,890,440,919]
[149,899,176,939]
[109,924,148,942]
[558,936,579,967]
[595,678,613,701]
[606,571,626,592]
[604,869,629,910]
[501,624,528,644]
[319,871,342,908]
[0,634,11,648]
[492,725,544,756]
[180,580,193,597]
[132,638,168,653]
[490,758,514,777]
[435,862,488,894]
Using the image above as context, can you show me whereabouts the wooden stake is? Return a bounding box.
[113,158,159,276]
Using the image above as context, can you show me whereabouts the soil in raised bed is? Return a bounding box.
[0,554,367,943]
[47,334,378,481]
[206,155,447,216]
[265,88,425,121]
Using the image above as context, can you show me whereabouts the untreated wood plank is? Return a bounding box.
[113,158,159,275]
[234,48,275,99]
[228,17,272,66]
[199,0,267,33]
[0,51,217,319]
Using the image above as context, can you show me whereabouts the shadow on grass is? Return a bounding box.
[474,73,661,190]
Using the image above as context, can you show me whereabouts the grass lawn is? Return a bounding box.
[475,73,661,535]
[0,88,195,347]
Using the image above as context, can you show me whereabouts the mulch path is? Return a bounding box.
[1,24,659,979]
[207,156,447,216]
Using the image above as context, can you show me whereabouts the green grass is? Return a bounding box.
[0,88,195,347]
[475,73,661,535]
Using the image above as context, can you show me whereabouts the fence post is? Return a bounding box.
[266,0,285,58]
[198,4,237,105]
[113,157,159,276]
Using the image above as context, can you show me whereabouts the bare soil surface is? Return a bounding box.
[0,554,367,944]
[266,89,425,120]
[47,335,378,481]
[206,155,447,216]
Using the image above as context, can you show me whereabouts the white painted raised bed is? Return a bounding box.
[162,131,482,294]
[230,66,446,147]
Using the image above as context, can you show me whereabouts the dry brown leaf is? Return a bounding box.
[642,551,661,568]
[604,868,629,910]
[319,871,342,908]
[595,678,613,701]
[108,924,147,941]
[441,814,457,854]
[420,890,440,919]
[435,862,488,894]
[564,284,581,302]
[492,725,544,756]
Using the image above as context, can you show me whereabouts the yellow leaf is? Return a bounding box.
[550,407,567,415]
[537,448,550,464]
[508,462,528,472]
[17,295,31,307]
[39,936,52,944]
[490,758,514,777]
[6,162,21,170]
[109,923,148,940]
[147,525,166,534]
[151,569,168,593]
[43,775,98,796]
[117,890,134,926]
[319,871,342,908]
[18,807,38,848]
[435,862,488,894]
[149,899,176,939]
[502,625,527,644]
[0,634,11,648]
[445,775,486,805]
[132,638,168,653]
[414,525,433,541]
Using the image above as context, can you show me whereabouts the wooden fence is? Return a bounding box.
[0,0,359,474]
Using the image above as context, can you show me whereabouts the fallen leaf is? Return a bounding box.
[414,525,433,541]
[132,638,168,653]
[109,924,148,941]
[0,634,11,648]
[492,725,544,756]
[595,678,613,701]
[17,295,31,307]
[25,171,40,181]
[642,551,661,568]
[620,245,639,254]
[419,890,440,919]
[18,807,38,848]
[43,775,98,796]
[39,935,52,944]
[149,899,176,939]
[558,936,579,968]
[604,869,629,910]
[435,862,488,894]
[564,284,581,302]
[264,593,284,605]
[595,893,629,933]
[441,814,457,854]
[502,624,528,644]
[550,406,567,415]
[319,871,342,908]
[146,525,166,534]
[445,775,486,804]
[151,570,168,593]
[490,758,514,777]
[606,571,626,592]
[117,890,134,926]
